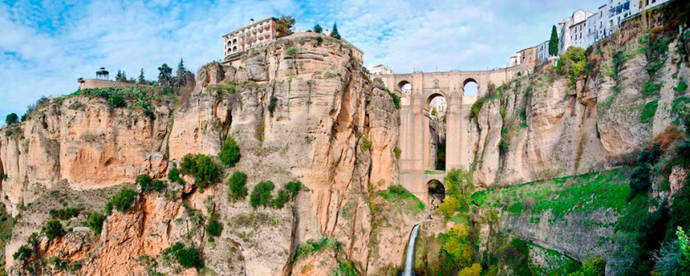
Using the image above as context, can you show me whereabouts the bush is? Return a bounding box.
[109,94,126,108]
[168,164,184,185]
[228,171,248,201]
[313,24,323,33]
[49,208,80,220]
[286,46,297,57]
[137,174,166,192]
[105,188,137,215]
[643,81,662,97]
[675,81,688,92]
[5,113,18,125]
[387,90,401,109]
[667,182,690,241]
[286,181,302,199]
[442,224,474,268]
[268,96,278,116]
[640,100,658,124]
[205,219,223,237]
[180,154,218,189]
[250,181,274,208]
[87,212,105,234]
[219,136,241,167]
[271,189,289,209]
[361,137,372,151]
[43,219,66,240]
[557,47,587,89]
[163,242,203,269]
[13,245,32,261]
[568,256,605,276]
[458,263,482,276]
[628,165,651,201]
[394,147,401,159]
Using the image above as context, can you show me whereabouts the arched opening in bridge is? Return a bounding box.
[398,80,412,94]
[426,93,446,171]
[427,179,445,210]
[463,78,478,97]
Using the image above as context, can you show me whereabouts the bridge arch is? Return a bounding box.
[427,179,445,210]
[462,78,479,97]
[398,80,412,94]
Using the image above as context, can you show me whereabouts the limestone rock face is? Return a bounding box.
[1,33,401,275]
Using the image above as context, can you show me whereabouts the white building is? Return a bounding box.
[223,18,279,61]
[537,40,550,63]
[557,9,594,54]
[369,64,393,75]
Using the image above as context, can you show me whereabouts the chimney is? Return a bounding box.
[250,18,254,24]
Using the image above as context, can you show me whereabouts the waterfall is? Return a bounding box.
[402,224,420,276]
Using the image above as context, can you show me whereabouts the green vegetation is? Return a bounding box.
[5,113,18,125]
[640,99,658,124]
[387,89,401,109]
[43,219,66,240]
[162,242,203,269]
[218,136,241,167]
[180,154,219,189]
[473,168,629,220]
[72,87,159,118]
[438,168,473,221]
[286,181,302,199]
[361,136,372,151]
[378,185,425,212]
[205,219,223,237]
[675,81,688,92]
[556,47,587,90]
[294,237,341,261]
[567,256,605,276]
[313,24,323,33]
[105,188,138,215]
[330,23,341,39]
[645,34,672,78]
[286,46,297,57]
[49,207,81,220]
[549,25,559,56]
[394,147,401,159]
[441,224,474,268]
[469,93,501,121]
[87,212,105,234]
[137,174,166,192]
[167,163,184,185]
[271,189,289,209]
[268,95,278,116]
[643,81,662,97]
[228,171,248,201]
[250,181,275,208]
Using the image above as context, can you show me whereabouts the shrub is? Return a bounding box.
[286,46,297,57]
[268,96,278,116]
[557,47,587,89]
[137,174,166,192]
[667,182,690,241]
[228,171,248,201]
[394,147,401,159]
[13,245,32,261]
[43,219,66,240]
[271,189,289,209]
[568,256,605,276]
[643,81,662,97]
[109,94,126,108]
[628,165,651,201]
[675,81,688,92]
[49,208,80,220]
[313,24,323,33]
[205,219,223,237]
[286,181,302,199]
[640,100,658,124]
[387,90,401,109]
[180,154,218,189]
[87,212,105,234]
[442,224,474,268]
[219,136,241,167]
[361,137,372,151]
[458,263,482,276]
[105,188,137,215]
[250,181,274,208]
[5,113,18,125]
[163,242,203,269]
[168,164,184,185]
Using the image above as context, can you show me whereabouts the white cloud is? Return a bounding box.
[0,0,603,123]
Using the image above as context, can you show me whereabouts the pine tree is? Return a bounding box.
[176,58,186,86]
[313,24,322,33]
[158,64,173,87]
[330,23,341,39]
[548,25,559,56]
[138,68,145,84]
[115,70,123,81]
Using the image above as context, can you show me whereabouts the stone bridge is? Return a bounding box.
[378,65,529,204]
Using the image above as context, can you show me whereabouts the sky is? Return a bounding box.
[0,0,602,123]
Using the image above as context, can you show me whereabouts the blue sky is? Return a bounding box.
[0,0,601,123]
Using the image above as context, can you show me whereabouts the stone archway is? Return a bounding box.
[398,80,412,94]
[463,78,479,97]
[427,179,445,210]
[425,93,447,171]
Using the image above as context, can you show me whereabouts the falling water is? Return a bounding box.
[402,224,420,276]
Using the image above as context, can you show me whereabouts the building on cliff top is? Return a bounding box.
[223,18,280,61]
[369,64,393,75]
[78,67,138,89]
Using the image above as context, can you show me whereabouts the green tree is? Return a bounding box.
[87,212,105,234]
[549,25,559,56]
[286,181,301,199]
[228,171,248,201]
[158,63,173,87]
[205,219,223,237]
[276,15,295,37]
[105,188,137,215]
[313,24,323,33]
[43,219,66,240]
[138,68,146,84]
[330,23,341,39]
[176,58,186,86]
[250,181,275,208]
[218,136,241,167]
[5,113,18,125]
[271,189,289,209]
[442,224,474,268]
